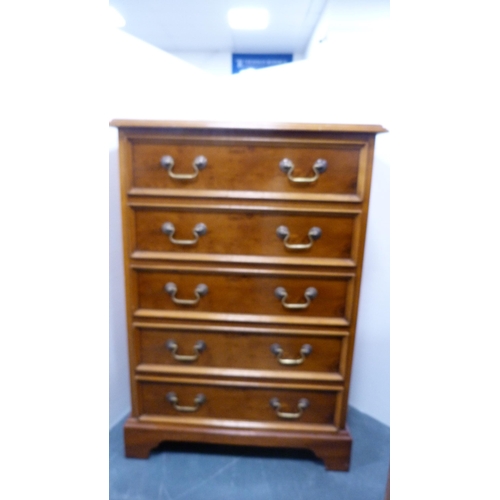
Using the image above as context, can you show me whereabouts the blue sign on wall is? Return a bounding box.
[232,53,293,74]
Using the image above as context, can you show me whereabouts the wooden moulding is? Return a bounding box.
[135,364,345,384]
[110,119,388,134]
[131,320,350,337]
[133,309,350,328]
[124,417,352,471]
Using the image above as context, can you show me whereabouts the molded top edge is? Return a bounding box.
[109,119,388,134]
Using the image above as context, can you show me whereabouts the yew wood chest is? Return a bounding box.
[111,119,386,470]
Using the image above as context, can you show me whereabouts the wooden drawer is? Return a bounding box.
[133,267,355,325]
[128,137,369,201]
[138,327,346,375]
[138,379,341,426]
[131,206,359,263]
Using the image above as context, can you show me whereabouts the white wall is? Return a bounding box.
[109,133,130,427]
[214,56,390,425]
[109,22,390,427]
[169,51,305,76]
[306,0,390,60]
[302,0,390,425]
[108,31,217,428]
[168,51,232,77]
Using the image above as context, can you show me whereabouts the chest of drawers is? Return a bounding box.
[111,119,386,470]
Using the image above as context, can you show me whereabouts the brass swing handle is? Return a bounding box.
[270,343,312,365]
[276,225,322,250]
[270,397,310,419]
[279,158,327,183]
[166,339,206,362]
[160,155,207,180]
[162,222,207,246]
[274,286,318,310]
[164,282,209,306]
[166,392,206,412]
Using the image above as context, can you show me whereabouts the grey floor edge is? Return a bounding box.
[110,406,389,500]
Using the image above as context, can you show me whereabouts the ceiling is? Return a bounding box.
[109,0,328,54]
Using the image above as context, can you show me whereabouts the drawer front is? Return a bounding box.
[130,140,366,199]
[133,207,358,261]
[139,380,339,425]
[135,268,353,322]
[139,328,345,374]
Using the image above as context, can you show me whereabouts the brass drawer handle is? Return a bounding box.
[164,282,208,306]
[279,158,327,183]
[162,222,207,246]
[166,339,206,362]
[274,286,318,310]
[269,397,309,419]
[270,343,312,365]
[166,392,206,412]
[160,155,207,180]
[276,225,322,250]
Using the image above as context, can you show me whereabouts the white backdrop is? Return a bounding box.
[109,28,390,427]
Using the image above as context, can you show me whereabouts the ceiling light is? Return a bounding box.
[227,8,269,30]
[109,6,126,28]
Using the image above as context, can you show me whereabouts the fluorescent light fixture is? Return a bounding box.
[109,6,126,28]
[227,8,269,30]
